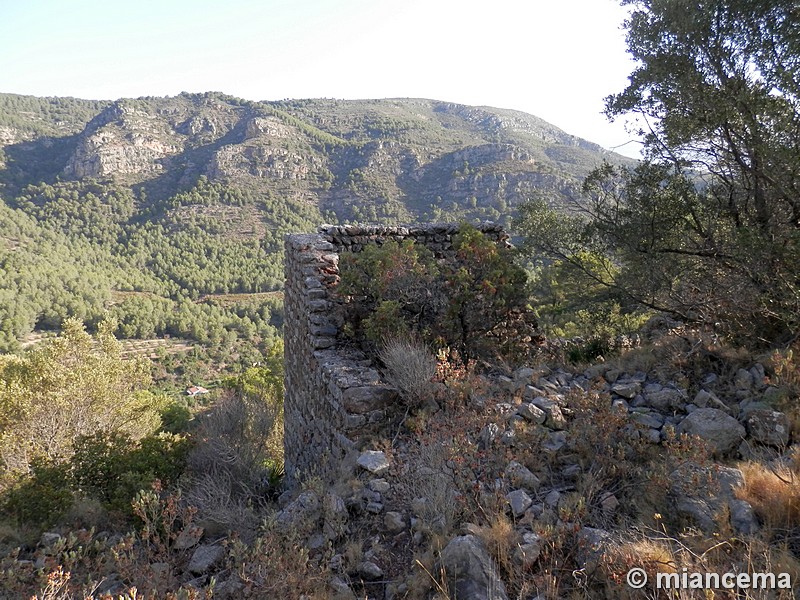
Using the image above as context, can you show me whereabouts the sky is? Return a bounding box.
[0,0,641,157]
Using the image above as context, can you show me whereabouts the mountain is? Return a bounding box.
[0,92,631,225]
[0,92,632,353]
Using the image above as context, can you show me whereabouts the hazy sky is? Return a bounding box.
[0,0,640,156]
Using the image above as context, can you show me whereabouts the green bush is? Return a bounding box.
[159,401,192,434]
[439,225,536,363]
[525,252,650,362]
[337,225,537,364]
[2,459,73,528]
[70,431,191,514]
[338,239,440,342]
[364,300,410,342]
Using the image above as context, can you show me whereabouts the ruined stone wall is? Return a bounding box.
[283,223,508,487]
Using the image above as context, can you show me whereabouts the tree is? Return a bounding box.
[0,319,164,477]
[519,0,800,344]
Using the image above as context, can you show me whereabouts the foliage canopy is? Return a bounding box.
[519,0,800,345]
[0,319,163,475]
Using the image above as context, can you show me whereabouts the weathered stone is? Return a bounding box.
[275,491,321,534]
[669,463,748,534]
[506,489,533,517]
[312,336,336,349]
[342,386,398,414]
[600,492,620,514]
[439,535,509,600]
[505,461,541,491]
[514,534,542,568]
[544,490,562,507]
[630,410,665,429]
[40,532,62,547]
[745,409,791,447]
[384,511,406,533]
[575,527,612,575]
[500,429,517,447]
[308,533,327,551]
[674,497,715,531]
[542,431,567,453]
[323,492,348,541]
[645,388,685,411]
[584,364,609,380]
[644,428,661,444]
[694,389,728,410]
[517,402,547,424]
[329,576,357,600]
[309,323,338,336]
[677,408,745,455]
[358,561,384,580]
[368,478,390,493]
[357,450,390,474]
[729,499,759,535]
[735,368,754,390]
[210,576,245,600]
[496,375,514,392]
[187,544,224,574]
[385,581,408,600]
[611,398,629,413]
[173,525,204,550]
[612,382,640,399]
[514,367,536,382]
[750,364,767,389]
[529,397,567,430]
[344,414,367,430]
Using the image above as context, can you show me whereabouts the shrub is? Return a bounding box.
[338,239,440,343]
[365,300,411,343]
[2,459,73,528]
[186,387,283,534]
[438,225,536,363]
[71,431,191,515]
[338,225,538,364]
[159,401,192,434]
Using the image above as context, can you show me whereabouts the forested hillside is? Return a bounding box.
[0,92,629,356]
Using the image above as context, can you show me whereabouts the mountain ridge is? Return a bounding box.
[0,92,632,224]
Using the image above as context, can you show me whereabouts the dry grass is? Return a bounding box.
[605,538,678,577]
[476,511,518,580]
[185,389,282,536]
[379,335,437,408]
[735,461,800,528]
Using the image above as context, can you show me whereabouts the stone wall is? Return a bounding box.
[283,223,508,488]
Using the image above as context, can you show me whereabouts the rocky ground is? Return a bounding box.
[7,326,799,599]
